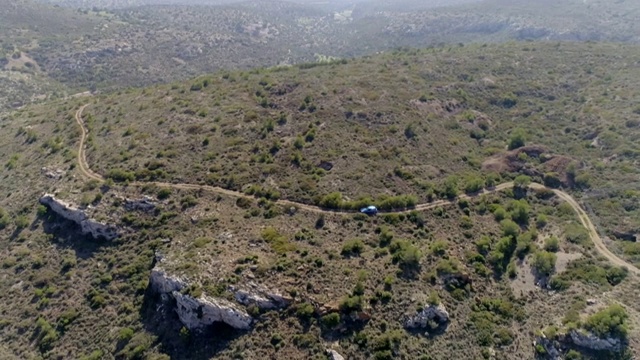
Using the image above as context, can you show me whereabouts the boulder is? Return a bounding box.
[39,194,119,240]
[232,283,293,310]
[173,291,253,331]
[41,167,65,180]
[404,303,449,329]
[326,349,345,360]
[569,329,622,352]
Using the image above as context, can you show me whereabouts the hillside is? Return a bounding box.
[2,0,640,112]
[1,42,639,360]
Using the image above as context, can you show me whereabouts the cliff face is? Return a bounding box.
[39,194,119,240]
[173,292,253,330]
[149,265,253,330]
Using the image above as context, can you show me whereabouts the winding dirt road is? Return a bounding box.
[74,105,639,275]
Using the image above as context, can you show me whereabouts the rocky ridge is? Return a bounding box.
[39,194,119,240]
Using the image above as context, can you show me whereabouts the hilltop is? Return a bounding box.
[0,42,639,359]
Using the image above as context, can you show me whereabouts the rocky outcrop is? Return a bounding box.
[569,329,622,352]
[41,167,65,180]
[149,267,186,294]
[39,194,119,240]
[231,283,293,310]
[124,197,156,212]
[326,349,345,360]
[534,336,561,360]
[149,265,253,331]
[173,292,253,331]
[612,229,637,242]
[404,303,449,329]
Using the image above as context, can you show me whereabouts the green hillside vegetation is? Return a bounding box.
[0,42,639,359]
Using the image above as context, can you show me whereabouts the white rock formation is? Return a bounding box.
[149,268,186,294]
[173,291,253,331]
[149,265,253,331]
[404,303,450,329]
[570,329,622,352]
[232,282,293,310]
[326,349,345,360]
[39,194,119,240]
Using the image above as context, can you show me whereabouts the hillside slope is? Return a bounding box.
[0,42,639,360]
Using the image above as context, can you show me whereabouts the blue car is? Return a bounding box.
[360,205,378,215]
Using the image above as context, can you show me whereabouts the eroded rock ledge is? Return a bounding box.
[39,194,119,240]
[149,266,253,330]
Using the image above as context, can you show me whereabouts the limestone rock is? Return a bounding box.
[39,194,119,240]
[326,349,345,360]
[232,283,293,310]
[149,265,253,330]
[41,167,65,180]
[149,268,186,294]
[173,291,253,331]
[124,196,156,212]
[534,336,561,360]
[404,303,449,329]
[569,329,622,352]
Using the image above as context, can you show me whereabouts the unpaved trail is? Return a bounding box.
[74,105,639,275]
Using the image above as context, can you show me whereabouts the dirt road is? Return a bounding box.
[74,105,639,275]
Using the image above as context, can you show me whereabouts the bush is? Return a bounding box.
[389,240,422,271]
[321,313,341,328]
[157,188,172,200]
[262,227,296,254]
[532,251,557,276]
[295,303,315,320]
[536,214,548,229]
[106,169,135,182]
[464,175,485,193]
[442,176,459,198]
[493,206,509,222]
[544,236,560,252]
[507,199,530,225]
[508,129,526,150]
[500,219,520,238]
[342,239,365,257]
[585,304,628,338]
[15,215,30,229]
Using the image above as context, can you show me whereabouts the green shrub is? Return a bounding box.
[261,227,296,254]
[500,219,520,238]
[106,169,135,182]
[118,327,135,342]
[341,239,365,257]
[508,129,526,149]
[493,206,509,222]
[544,236,560,252]
[532,251,557,276]
[295,303,315,320]
[584,304,628,338]
[429,240,448,256]
[15,215,30,229]
[507,199,530,225]
[389,240,422,271]
[321,313,341,328]
[157,188,172,200]
[536,214,548,229]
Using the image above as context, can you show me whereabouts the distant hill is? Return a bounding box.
[1,0,639,111]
